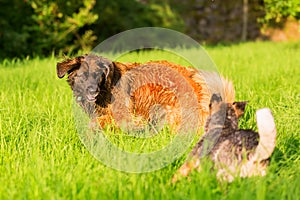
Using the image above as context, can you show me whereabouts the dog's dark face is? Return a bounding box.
[57,54,114,116]
[205,93,247,132]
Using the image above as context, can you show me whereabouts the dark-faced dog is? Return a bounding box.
[57,54,235,130]
[57,55,138,126]
[173,93,276,182]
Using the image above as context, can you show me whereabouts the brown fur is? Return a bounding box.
[57,54,235,131]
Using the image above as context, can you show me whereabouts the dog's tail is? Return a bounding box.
[254,108,277,161]
[192,71,235,113]
[198,71,235,102]
[240,108,276,177]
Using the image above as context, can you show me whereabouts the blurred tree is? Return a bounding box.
[0,0,184,58]
[92,0,184,42]
[241,0,249,41]
[263,0,300,24]
[0,0,98,58]
[0,0,298,59]
[26,0,98,54]
[0,0,33,58]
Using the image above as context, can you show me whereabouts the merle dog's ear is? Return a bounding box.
[209,93,223,108]
[232,101,247,118]
[56,56,85,78]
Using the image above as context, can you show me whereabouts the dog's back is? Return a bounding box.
[111,60,235,130]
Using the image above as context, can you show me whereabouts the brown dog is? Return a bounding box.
[57,54,235,131]
[173,93,276,182]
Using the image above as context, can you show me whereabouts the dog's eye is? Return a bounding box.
[77,96,83,102]
[77,70,87,76]
[76,71,89,82]
[77,70,83,76]
[93,72,101,79]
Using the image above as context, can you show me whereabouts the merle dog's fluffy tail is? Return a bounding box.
[241,108,276,177]
[254,108,277,161]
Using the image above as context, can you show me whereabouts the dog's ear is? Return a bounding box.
[110,62,127,85]
[56,56,85,78]
[209,93,223,109]
[232,101,247,118]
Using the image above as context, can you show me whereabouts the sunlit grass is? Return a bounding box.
[0,41,300,199]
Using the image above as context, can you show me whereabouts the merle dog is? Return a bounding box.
[173,93,276,182]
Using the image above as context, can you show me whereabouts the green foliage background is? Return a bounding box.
[0,0,299,58]
[263,0,300,23]
[0,0,184,58]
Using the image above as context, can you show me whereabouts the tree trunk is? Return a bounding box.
[241,0,248,41]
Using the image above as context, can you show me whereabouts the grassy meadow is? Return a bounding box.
[0,42,300,199]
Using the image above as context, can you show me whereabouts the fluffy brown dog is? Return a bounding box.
[57,54,235,131]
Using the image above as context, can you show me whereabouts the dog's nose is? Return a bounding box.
[86,86,99,102]
[87,86,98,95]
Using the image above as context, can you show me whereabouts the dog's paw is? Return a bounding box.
[171,159,201,184]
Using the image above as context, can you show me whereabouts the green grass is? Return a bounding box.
[1,41,300,199]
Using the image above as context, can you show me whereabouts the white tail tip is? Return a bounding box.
[255,108,277,161]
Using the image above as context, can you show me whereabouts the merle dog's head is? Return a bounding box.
[56,54,114,116]
[205,93,247,131]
